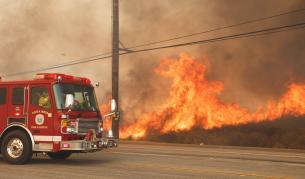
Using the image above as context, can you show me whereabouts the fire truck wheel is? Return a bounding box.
[1,130,33,164]
[47,151,72,160]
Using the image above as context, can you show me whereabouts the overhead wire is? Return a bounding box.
[125,22,305,54]
[126,8,305,49]
[3,21,305,77]
[2,7,305,77]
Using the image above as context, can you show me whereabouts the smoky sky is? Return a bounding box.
[0,0,304,121]
[119,0,305,118]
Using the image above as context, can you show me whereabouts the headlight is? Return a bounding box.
[66,126,77,133]
[98,120,103,133]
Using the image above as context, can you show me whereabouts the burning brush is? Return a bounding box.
[104,53,305,140]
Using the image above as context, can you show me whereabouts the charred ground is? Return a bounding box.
[140,115,305,149]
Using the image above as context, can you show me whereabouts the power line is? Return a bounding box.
[3,7,305,77]
[2,54,113,77]
[126,8,305,49]
[3,21,305,78]
[48,52,111,68]
[1,52,112,77]
[52,7,305,62]
[126,22,305,54]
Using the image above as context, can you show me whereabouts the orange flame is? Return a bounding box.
[120,53,305,139]
[100,101,112,131]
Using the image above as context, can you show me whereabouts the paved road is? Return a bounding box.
[0,141,305,179]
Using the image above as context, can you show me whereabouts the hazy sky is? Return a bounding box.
[0,0,304,121]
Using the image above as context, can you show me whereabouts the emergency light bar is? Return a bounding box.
[35,73,91,85]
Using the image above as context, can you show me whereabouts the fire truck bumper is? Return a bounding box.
[60,138,118,152]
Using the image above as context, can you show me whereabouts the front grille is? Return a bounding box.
[77,118,100,134]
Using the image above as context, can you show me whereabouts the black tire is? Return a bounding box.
[1,130,33,164]
[47,151,72,160]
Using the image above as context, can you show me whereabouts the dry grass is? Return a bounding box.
[144,115,305,149]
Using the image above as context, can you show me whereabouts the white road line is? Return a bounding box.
[121,145,305,159]
[110,151,176,158]
[285,163,305,167]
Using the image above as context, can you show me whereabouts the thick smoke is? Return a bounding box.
[0,0,113,101]
[119,0,305,122]
[0,0,304,123]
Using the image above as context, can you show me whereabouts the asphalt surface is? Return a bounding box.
[0,141,305,179]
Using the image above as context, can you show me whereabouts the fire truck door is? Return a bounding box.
[7,86,28,126]
[28,85,54,136]
[0,87,8,132]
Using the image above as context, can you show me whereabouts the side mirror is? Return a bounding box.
[111,99,117,112]
[65,94,74,108]
[95,82,100,88]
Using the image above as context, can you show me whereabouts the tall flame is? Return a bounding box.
[100,102,112,131]
[119,53,305,139]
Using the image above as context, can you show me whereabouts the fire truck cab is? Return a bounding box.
[0,73,117,164]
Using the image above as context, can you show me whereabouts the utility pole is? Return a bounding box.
[112,0,120,139]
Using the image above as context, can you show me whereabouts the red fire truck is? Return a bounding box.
[0,73,118,164]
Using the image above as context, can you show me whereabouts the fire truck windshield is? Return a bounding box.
[53,84,98,111]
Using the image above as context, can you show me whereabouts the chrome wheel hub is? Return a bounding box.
[7,138,23,158]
